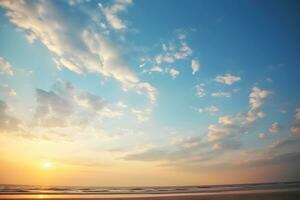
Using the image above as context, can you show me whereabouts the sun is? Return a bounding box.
[42,161,52,169]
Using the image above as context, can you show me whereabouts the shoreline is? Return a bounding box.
[1,190,300,199]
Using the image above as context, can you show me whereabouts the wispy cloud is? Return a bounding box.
[214,74,241,85]
[0,99,20,132]
[0,57,13,76]
[195,83,206,98]
[140,32,193,80]
[197,106,219,113]
[0,84,17,97]
[0,0,156,105]
[290,108,300,134]
[101,0,133,30]
[211,92,231,98]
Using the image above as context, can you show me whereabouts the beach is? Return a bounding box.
[1,190,300,200]
[1,182,300,200]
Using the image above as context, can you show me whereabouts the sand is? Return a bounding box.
[1,191,300,200]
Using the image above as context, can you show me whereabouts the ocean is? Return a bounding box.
[1,181,300,196]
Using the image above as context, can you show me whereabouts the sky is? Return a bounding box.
[0,0,300,186]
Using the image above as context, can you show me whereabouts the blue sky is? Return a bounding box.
[0,0,300,185]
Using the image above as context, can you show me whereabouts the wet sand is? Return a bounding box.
[1,190,300,200]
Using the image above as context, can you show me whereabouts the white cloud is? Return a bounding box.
[259,133,265,139]
[290,108,300,134]
[102,0,133,30]
[208,87,269,142]
[0,84,17,96]
[197,108,203,113]
[197,106,219,113]
[116,101,128,109]
[207,124,233,142]
[218,115,239,126]
[195,84,206,98]
[168,68,180,79]
[249,87,270,110]
[143,66,163,74]
[191,59,200,75]
[211,92,231,98]
[269,122,281,133]
[153,35,192,66]
[131,108,151,122]
[214,74,241,85]
[0,57,13,76]
[0,1,156,105]
[174,41,192,59]
[149,66,163,73]
[246,87,270,124]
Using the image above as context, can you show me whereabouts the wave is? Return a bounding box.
[0,181,300,195]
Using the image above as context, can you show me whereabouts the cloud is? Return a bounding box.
[131,108,151,122]
[0,99,20,132]
[148,66,164,73]
[33,80,125,129]
[246,87,270,124]
[124,148,166,161]
[0,84,17,96]
[268,138,300,150]
[290,108,300,134]
[168,68,180,79]
[75,92,106,112]
[144,32,193,68]
[101,0,133,30]
[195,83,206,98]
[211,92,231,98]
[34,83,74,128]
[208,87,270,142]
[249,87,270,110]
[236,151,300,168]
[140,32,194,81]
[0,0,156,105]
[269,122,281,133]
[191,59,200,75]
[214,74,241,85]
[170,135,202,148]
[0,57,13,76]
[212,140,241,150]
[174,42,192,59]
[206,106,219,113]
[197,106,219,113]
[8,80,136,141]
[143,66,180,79]
[123,134,214,164]
[122,136,225,169]
[259,133,265,139]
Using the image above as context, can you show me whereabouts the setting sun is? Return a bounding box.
[42,161,52,169]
